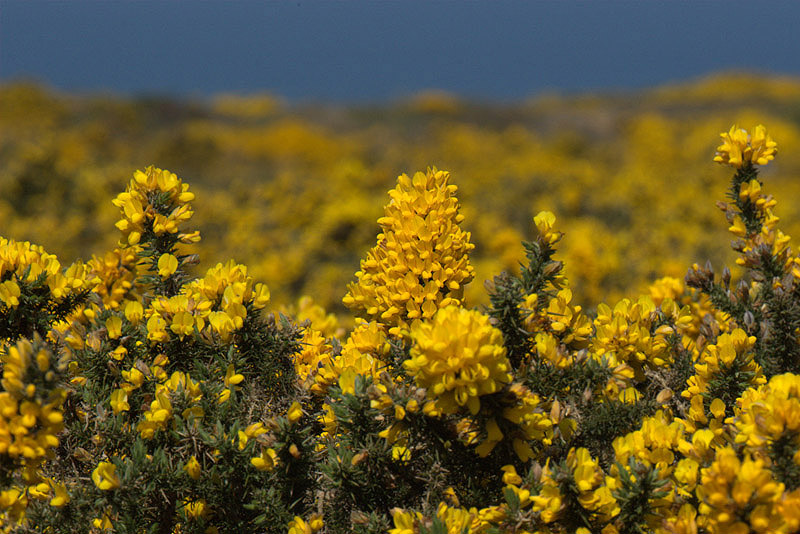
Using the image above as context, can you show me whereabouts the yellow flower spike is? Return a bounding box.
[157,253,179,278]
[184,456,202,480]
[112,167,198,247]
[344,168,474,334]
[91,461,121,491]
[287,401,304,423]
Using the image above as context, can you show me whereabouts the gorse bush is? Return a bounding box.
[2,124,800,534]
[5,76,800,313]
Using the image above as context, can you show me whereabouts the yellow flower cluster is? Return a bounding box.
[404,306,510,415]
[0,237,95,310]
[526,288,593,368]
[390,501,496,534]
[473,383,553,461]
[284,296,343,387]
[532,447,618,525]
[0,338,68,524]
[612,411,684,479]
[146,260,270,343]
[86,247,141,310]
[312,320,389,395]
[136,371,204,439]
[0,338,65,461]
[293,325,334,386]
[737,378,800,532]
[736,373,800,451]
[111,166,200,247]
[593,296,691,381]
[696,447,785,533]
[647,276,730,342]
[714,124,778,168]
[682,329,765,418]
[343,168,475,335]
[287,514,324,534]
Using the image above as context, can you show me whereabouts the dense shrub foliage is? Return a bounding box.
[3,120,800,534]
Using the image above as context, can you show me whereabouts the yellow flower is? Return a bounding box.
[105,315,122,339]
[287,516,310,534]
[91,461,121,490]
[184,498,209,520]
[109,388,130,414]
[389,508,423,534]
[157,253,179,277]
[124,299,144,324]
[49,480,70,507]
[251,447,278,471]
[224,364,244,387]
[404,306,510,415]
[0,279,20,307]
[184,455,202,480]
[287,401,304,423]
[534,210,562,245]
[137,387,173,439]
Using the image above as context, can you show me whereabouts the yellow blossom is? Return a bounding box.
[343,168,475,335]
[714,124,777,168]
[184,456,202,480]
[404,306,510,415]
[91,461,121,490]
[157,253,179,277]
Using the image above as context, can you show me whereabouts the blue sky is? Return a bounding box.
[2,1,799,102]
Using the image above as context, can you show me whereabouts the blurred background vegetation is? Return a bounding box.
[3,73,800,315]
